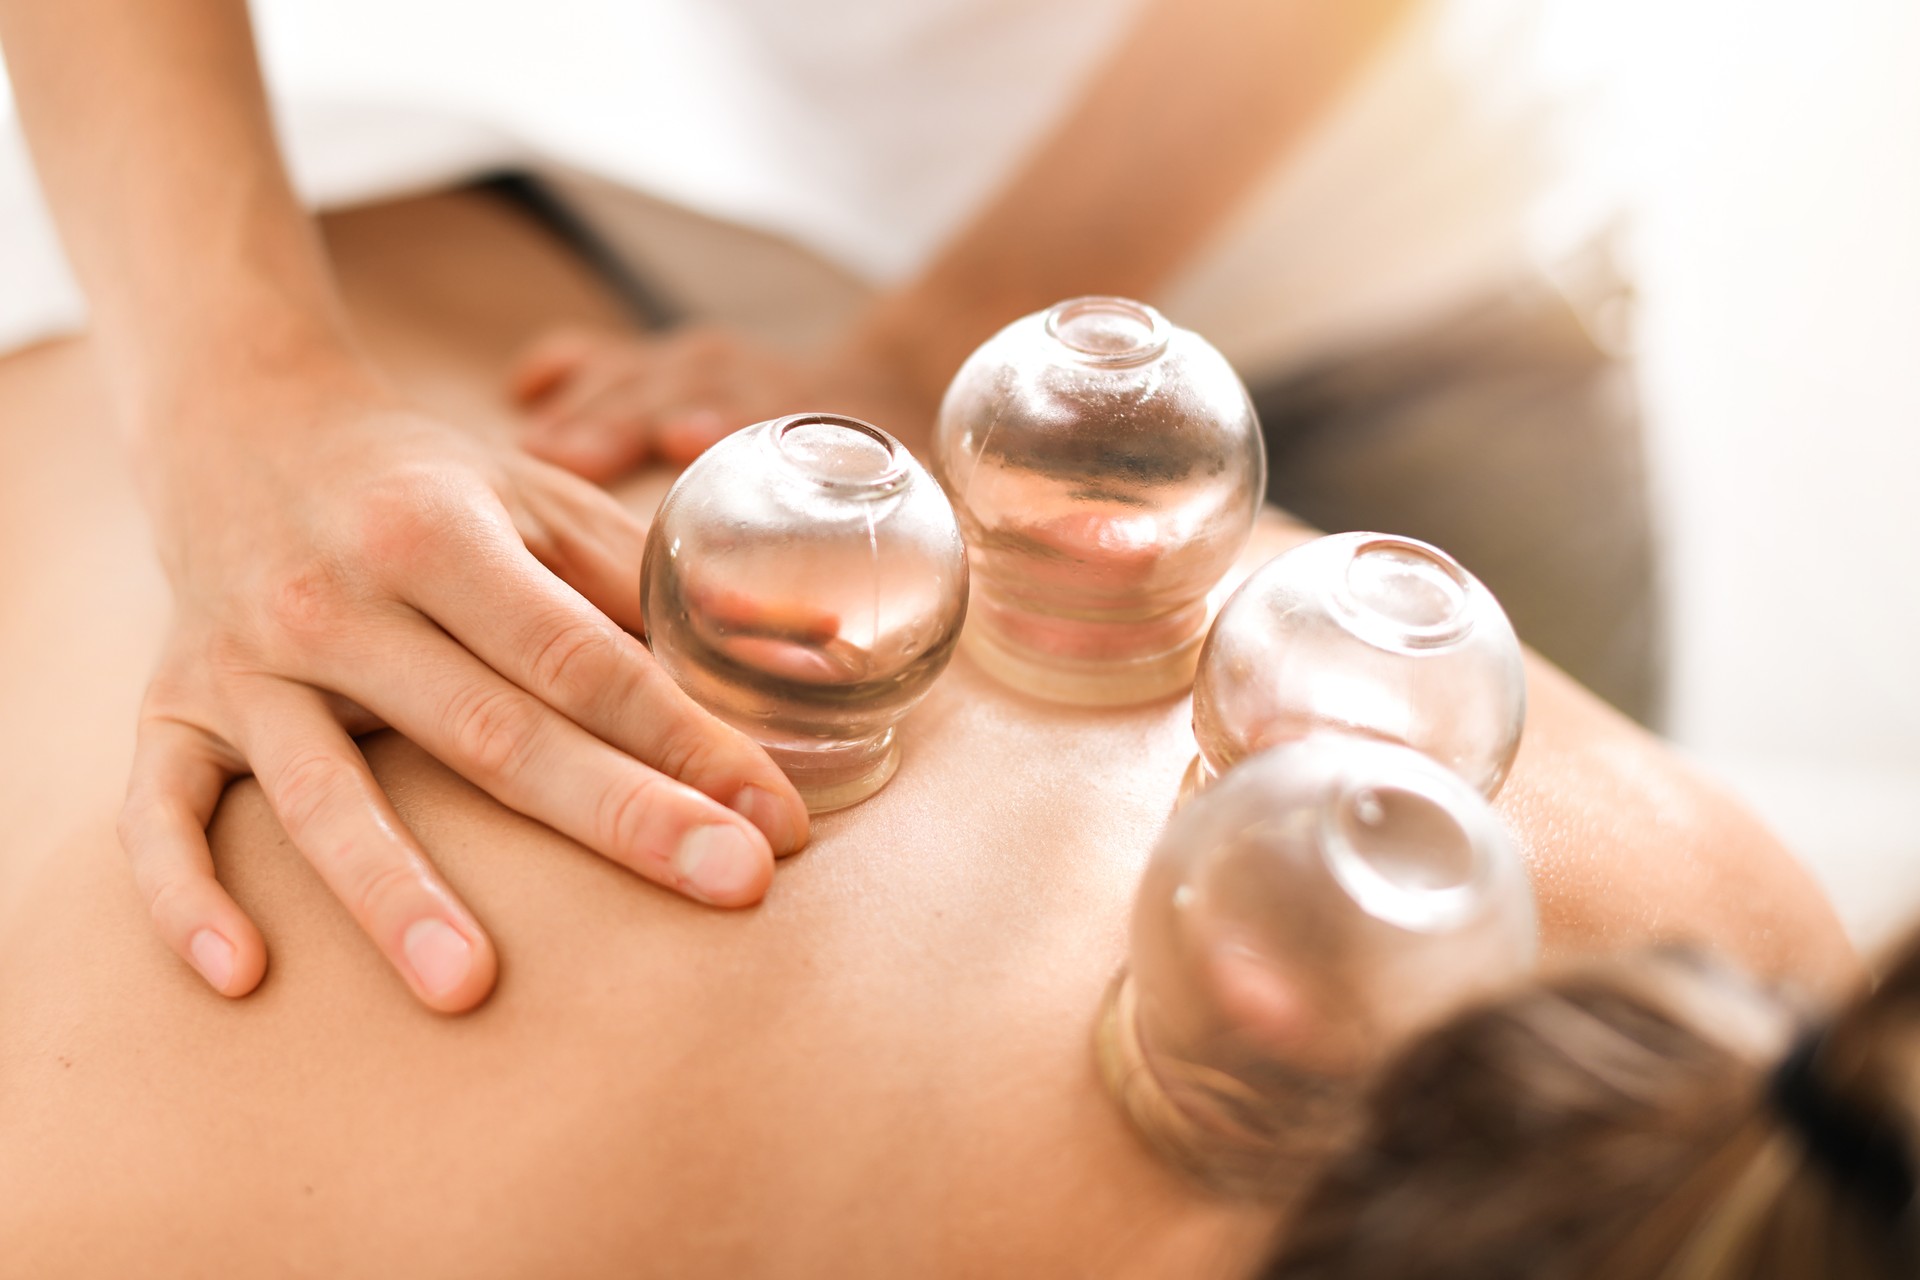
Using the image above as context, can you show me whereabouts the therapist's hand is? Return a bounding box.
[121,368,810,1012]
[509,325,935,481]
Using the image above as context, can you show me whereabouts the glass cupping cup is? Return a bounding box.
[1184,532,1526,803]
[1098,735,1537,1195]
[641,414,969,812]
[933,297,1266,706]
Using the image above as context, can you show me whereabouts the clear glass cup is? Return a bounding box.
[1097,734,1537,1195]
[1183,532,1526,804]
[933,297,1266,706]
[640,414,969,812]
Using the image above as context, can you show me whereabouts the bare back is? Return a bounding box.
[0,191,1853,1279]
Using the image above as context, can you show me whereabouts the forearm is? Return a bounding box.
[0,0,368,422]
[850,0,1416,401]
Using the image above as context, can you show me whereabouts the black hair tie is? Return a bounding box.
[1768,1029,1917,1225]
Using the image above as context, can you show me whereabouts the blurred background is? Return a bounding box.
[1604,1,1920,947]
[2,0,1915,944]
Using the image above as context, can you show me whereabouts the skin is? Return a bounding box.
[0,0,812,1016]
[0,192,1855,1277]
[510,0,1417,476]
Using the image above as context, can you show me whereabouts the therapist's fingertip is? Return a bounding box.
[403,918,470,999]
[730,784,808,858]
[401,916,496,1012]
[121,717,267,998]
[672,823,773,907]
[188,928,238,994]
[174,912,267,998]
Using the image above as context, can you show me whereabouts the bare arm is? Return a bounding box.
[0,0,811,1011]
[854,0,1417,402]
[0,0,355,414]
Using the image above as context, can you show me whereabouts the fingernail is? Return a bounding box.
[673,824,767,905]
[730,784,806,857]
[403,918,474,1000]
[189,928,236,993]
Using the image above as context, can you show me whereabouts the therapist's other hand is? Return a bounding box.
[120,371,810,1013]
[508,325,934,481]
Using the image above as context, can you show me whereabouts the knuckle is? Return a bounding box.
[527,615,620,702]
[261,562,348,643]
[446,684,544,781]
[138,664,201,720]
[341,856,426,925]
[143,872,199,933]
[348,469,452,566]
[271,748,357,838]
[203,629,263,682]
[653,716,749,788]
[593,776,669,855]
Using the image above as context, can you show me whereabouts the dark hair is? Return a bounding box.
[1259,930,1920,1279]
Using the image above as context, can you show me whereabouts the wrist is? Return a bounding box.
[89,207,381,437]
[123,352,422,590]
[122,317,391,443]
[122,333,399,519]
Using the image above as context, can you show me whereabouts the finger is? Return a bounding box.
[684,581,842,650]
[232,678,498,1012]
[526,346,653,432]
[652,407,741,464]
[334,616,782,903]
[119,716,269,998]
[402,520,809,857]
[525,390,660,482]
[507,327,610,406]
[512,458,651,634]
[519,355,668,482]
[544,357,741,474]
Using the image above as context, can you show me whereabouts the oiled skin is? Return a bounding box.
[0,192,1854,1278]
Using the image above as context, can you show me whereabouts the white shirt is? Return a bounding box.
[0,0,1617,375]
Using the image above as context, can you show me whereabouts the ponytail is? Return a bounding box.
[1261,928,1920,1279]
